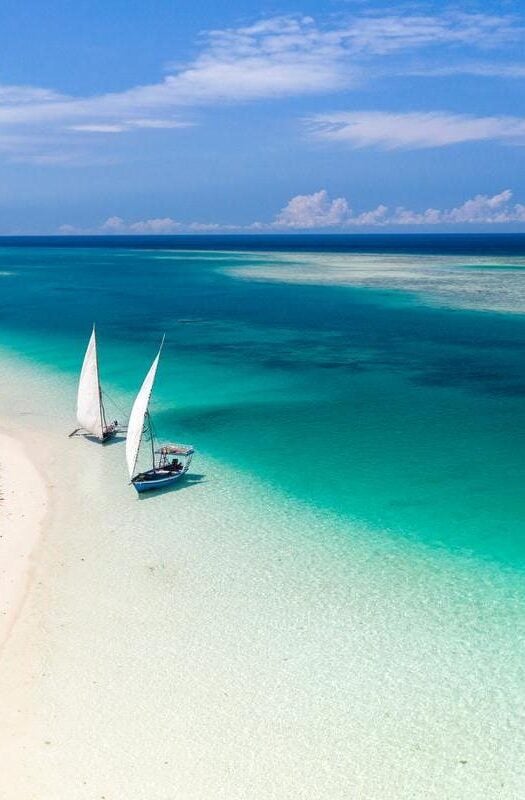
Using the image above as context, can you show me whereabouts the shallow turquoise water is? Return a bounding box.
[1,241,525,568]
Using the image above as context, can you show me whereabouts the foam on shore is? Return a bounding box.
[0,350,524,799]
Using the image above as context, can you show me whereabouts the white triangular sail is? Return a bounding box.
[126,345,163,479]
[77,326,104,439]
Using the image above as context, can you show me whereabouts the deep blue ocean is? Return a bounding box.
[2,232,525,254]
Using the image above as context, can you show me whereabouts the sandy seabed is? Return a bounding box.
[0,350,524,800]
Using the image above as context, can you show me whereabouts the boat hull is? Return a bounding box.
[132,469,186,493]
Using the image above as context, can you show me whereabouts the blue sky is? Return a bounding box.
[1,0,525,233]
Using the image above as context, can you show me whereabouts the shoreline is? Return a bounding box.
[0,428,49,650]
[0,350,524,799]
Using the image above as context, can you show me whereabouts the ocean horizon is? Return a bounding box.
[2,231,525,253]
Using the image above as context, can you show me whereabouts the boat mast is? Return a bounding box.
[125,335,165,481]
[99,388,107,433]
[146,411,156,471]
[93,324,107,436]
[77,323,106,440]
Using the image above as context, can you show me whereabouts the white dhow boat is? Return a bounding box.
[126,337,194,493]
[71,325,118,441]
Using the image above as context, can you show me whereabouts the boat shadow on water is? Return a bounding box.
[136,472,207,500]
[101,433,127,446]
[71,432,127,446]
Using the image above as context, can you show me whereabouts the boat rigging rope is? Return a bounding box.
[148,413,159,444]
[101,388,129,423]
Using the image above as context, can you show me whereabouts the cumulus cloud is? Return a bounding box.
[0,10,522,163]
[290,188,525,227]
[270,188,525,229]
[59,189,525,235]
[100,216,181,234]
[273,190,351,228]
[390,189,525,225]
[308,110,525,150]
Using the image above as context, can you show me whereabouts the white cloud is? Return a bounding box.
[126,118,191,129]
[62,216,243,234]
[401,62,525,79]
[0,16,351,133]
[188,221,240,231]
[273,190,351,228]
[335,11,521,54]
[349,204,390,226]
[0,10,522,163]
[100,216,181,234]
[308,110,525,149]
[67,119,190,134]
[68,124,126,133]
[60,189,525,235]
[391,189,525,225]
[0,85,68,104]
[7,148,114,166]
[270,188,525,229]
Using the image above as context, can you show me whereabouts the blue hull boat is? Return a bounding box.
[132,468,186,493]
[126,337,195,495]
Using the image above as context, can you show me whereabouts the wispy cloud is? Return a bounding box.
[333,10,521,54]
[68,124,127,134]
[0,85,68,104]
[67,119,190,134]
[0,15,352,133]
[1,10,522,163]
[307,110,525,150]
[401,61,525,79]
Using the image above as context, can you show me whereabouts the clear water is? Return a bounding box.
[1,237,525,568]
[2,236,525,798]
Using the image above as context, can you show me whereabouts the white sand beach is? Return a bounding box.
[0,430,48,649]
[0,351,524,799]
